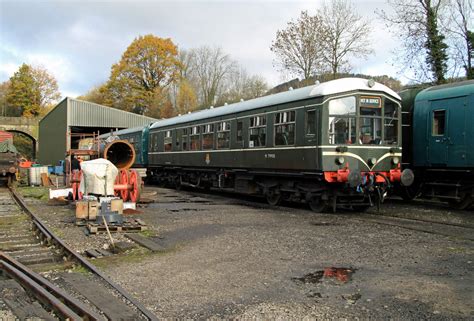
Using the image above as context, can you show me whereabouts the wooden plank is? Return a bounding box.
[0,279,56,321]
[125,234,163,252]
[85,249,103,258]
[61,273,139,321]
[96,249,112,257]
[40,173,50,186]
[86,223,146,234]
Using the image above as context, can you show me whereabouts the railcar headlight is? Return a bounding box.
[335,156,345,165]
[368,157,377,166]
[392,157,400,165]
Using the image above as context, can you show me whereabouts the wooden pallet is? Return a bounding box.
[86,219,147,234]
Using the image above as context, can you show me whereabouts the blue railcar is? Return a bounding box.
[99,124,152,168]
[402,80,474,208]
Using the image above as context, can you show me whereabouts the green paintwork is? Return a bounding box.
[149,90,401,175]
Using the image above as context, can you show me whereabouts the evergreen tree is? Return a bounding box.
[425,5,449,83]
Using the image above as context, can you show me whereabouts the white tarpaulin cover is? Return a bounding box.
[79,158,118,196]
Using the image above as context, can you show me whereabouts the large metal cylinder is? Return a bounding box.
[101,139,136,170]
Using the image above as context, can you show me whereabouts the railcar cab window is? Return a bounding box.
[275,111,295,145]
[217,121,230,149]
[328,96,356,144]
[164,131,172,151]
[202,124,214,150]
[359,96,382,144]
[432,110,446,136]
[249,115,266,148]
[384,99,399,144]
[190,126,200,150]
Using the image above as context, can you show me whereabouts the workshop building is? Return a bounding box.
[39,97,156,165]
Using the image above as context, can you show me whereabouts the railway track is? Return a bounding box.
[348,213,474,241]
[163,186,474,241]
[0,186,158,320]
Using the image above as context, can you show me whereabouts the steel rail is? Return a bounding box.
[362,212,474,229]
[8,186,159,321]
[0,252,101,320]
[346,213,474,241]
[0,256,82,320]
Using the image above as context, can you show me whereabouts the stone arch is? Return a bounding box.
[6,130,37,160]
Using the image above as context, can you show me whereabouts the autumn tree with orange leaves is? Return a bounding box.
[106,34,182,118]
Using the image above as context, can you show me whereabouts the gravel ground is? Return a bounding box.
[18,186,474,319]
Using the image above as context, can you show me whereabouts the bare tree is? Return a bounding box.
[188,46,237,108]
[319,0,373,78]
[444,0,473,78]
[379,0,449,84]
[217,68,268,105]
[270,11,326,79]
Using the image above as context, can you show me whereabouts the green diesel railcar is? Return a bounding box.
[148,78,406,211]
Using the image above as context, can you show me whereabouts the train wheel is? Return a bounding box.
[308,197,328,213]
[114,174,120,197]
[120,170,130,201]
[448,194,472,210]
[174,176,182,191]
[266,189,282,206]
[400,184,420,201]
[352,205,370,212]
[129,170,141,203]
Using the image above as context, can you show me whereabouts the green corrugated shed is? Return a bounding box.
[39,97,156,165]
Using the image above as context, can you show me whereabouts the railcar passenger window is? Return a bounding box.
[190,126,201,150]
[217,121,230,149]
[182,128,188,151]
[275,111,295,146]
[249,115,266,147]
[151,133,159,152]
[164,131,172,152]
[432,110,446,136]
[305,110,316,135]
[237,121,243,144]
[328,96,356,144]
[202,124,214,150]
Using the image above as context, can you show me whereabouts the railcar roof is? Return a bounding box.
[416,79,474,102]
[150,77,400,130]
[98,126,146,139]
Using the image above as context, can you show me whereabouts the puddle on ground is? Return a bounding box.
[323,267,356,282]
[292,270,324,284]
[293,267,356,285]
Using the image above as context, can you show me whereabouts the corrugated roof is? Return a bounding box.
[67,98,156,127]
[150,78,400,130]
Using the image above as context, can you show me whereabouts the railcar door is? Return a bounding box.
[428,97,467,167]
[446,96,467,167]
[428,102,448,166]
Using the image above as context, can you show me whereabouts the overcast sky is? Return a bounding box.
[0,0,400,99]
